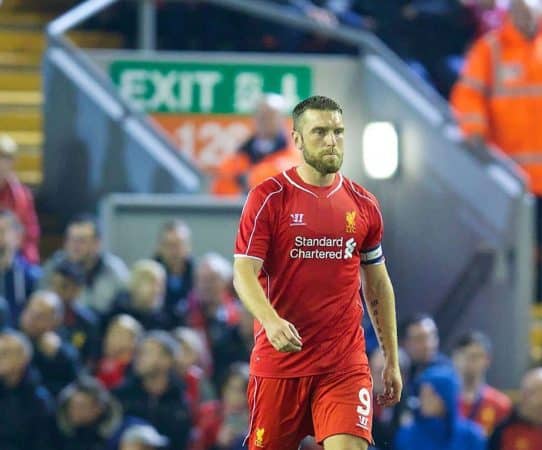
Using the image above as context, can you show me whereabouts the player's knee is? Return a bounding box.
[322,434,369,450]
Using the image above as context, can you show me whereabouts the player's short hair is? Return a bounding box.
[452,330,492,355]
[292,95,343,131]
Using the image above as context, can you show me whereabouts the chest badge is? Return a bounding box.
[290,213,306,226]
[346,211,356,233]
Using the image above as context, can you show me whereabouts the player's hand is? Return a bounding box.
[263,316,302,353]
[377,360,402,407]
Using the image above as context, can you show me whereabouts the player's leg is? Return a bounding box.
[322,434,369,450]
[244,375,313,450]
[311,365,374,450]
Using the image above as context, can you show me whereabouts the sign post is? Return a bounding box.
[110,60,312,170]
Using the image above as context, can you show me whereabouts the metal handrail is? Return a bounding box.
[47,0,116,36]
[46,0,202,192]
[205,0,454,121]
[204,0,525,188]
[48,0,452,123]
[45,0,526,190]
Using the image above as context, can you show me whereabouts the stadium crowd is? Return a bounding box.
[0,207,540,450]
[90,0,508,96]
[1,0,542,448]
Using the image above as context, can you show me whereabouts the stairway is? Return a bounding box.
[0,0,123,187]
[532,304,542,365]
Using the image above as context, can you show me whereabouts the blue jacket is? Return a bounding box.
[395,366,486,450]
[1,254,41,325]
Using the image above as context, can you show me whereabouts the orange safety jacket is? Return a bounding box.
[210,137,300,196]
[450,16,542,194]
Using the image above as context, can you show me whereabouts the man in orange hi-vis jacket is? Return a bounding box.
[451,0,542,300]
[211,94,300,197]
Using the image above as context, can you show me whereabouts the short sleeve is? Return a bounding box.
[234,179,282,261]
[361,197,384,265]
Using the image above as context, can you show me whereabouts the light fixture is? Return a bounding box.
[362,122,399,179]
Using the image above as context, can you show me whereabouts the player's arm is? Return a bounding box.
[233,256,302,353]
[361,262,402,405]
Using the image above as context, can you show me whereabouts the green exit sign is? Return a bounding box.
[110,60,312,114]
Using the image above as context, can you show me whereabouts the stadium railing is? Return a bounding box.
[44,0,534,389]
[42,0,201,220]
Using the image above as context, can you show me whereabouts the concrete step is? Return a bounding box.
[0,111,41,131]
[8,130,42,151]
[0,12,52,28]
[2,0,73,12]
[0,71,41,90]
[0,90,42,108]
[0,29,123,52]
[0,51,42,69]
[13,148,42,172]
[17,170,42,186]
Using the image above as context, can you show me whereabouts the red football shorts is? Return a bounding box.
[244,365,373,450]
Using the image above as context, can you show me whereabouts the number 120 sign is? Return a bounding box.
[110,60,312,170]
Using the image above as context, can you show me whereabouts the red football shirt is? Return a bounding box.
[234,167,385,377]
[489,412,542,450]
[460,385,512,435]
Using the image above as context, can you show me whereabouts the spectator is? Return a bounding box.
[209,362,250,450]
[401,313,452,394]
[370,348,410,450]
[108,260,172,330]
[264,1,376,53]
[96,314,143,390]
[0,329,54,450]
[0,134,40,264]
[56,376,144,450]
[156,2,241,51]
[362,1,474,95]
[394,366,486,450]
[173,326,212,377]
[452,331,511,435]
[172,326,215,404]
[41,214,129,314]
[114,331,192,450]
[292,0,373,28]
[172,327,218,450]
[51,259,101,368]
[210,94,300,196]
[0,296,9,330]
[461,0,507,37]
[120,424,169,450]
[19,290,80,396]
[0,209,41,325]
[187,253,243,387]
[154,220,194,321]
[488,367,542,449]
[450,0,542,300]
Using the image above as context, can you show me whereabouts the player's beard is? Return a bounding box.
[303,146,343,175]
